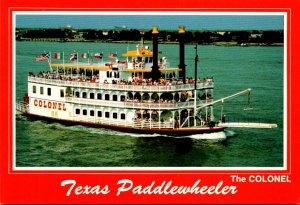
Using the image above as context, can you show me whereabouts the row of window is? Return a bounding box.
[32,85,52,96]
[75,108,126,120]
[32,86,66,98]
[32,85,127,101]
[74,91,125,101]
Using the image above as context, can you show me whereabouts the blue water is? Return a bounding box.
[15,41,284,167]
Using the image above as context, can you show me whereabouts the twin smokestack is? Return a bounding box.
[151,27,160,81]
[151,26,186,83]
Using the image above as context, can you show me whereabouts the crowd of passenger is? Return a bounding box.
[28,70,213,87]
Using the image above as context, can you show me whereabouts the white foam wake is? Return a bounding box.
[187,131,227,140]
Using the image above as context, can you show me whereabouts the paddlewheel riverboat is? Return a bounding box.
[16,26,276,136]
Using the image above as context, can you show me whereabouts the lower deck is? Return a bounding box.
[16,102,224,136]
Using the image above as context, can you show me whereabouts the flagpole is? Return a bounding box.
[70,52,73,78]
[76,52,79,78]
[56,53,58,78]
[63,51,66,76]
[48,52,52,72]
[76,52,79,69]
[126,44,129,62]
[90,51,93,76]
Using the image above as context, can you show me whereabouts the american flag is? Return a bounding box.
[35,52,50,61]
[108,53,117,59]
[94,53,103,59]
[70,52,77,61]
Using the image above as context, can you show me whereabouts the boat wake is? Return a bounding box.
[122,130,236,140]
[187,131,227,140]
[16,115,236,140]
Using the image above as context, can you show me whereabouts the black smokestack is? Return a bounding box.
[178,26,186,84]
[151,26,160,82]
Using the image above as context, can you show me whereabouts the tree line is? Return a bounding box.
[16,28,283,44]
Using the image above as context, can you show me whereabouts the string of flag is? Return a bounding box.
[36,51,118,61]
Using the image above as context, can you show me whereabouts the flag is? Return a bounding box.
[35,52,49,61]
[81,53,90,59]
[35,55,48,61]
[54,52,63,59]
[70,53,77,61]
[108,53,117,59]
[94,53,103,59]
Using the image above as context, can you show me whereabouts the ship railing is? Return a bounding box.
[73,115,135,127]
[28,76,214,91]
[66,97,213,109]
[124,100,212,109]
[133,120,173,129]
[16,101,29,113]
[72,115,173,129]
[67,97,123,107]
[100,82,214,91]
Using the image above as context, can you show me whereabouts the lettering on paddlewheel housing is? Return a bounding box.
[33,99,67,111]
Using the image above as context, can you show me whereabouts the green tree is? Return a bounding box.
[261,31,283,44]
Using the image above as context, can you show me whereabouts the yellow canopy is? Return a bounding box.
[50,63,111,71]
[122,47,161,57]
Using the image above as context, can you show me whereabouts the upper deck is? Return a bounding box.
[28,76,214,92]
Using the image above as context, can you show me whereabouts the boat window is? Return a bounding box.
[105,94,110,101]
[60,89,64,98]
[113,95,118,101]
[90,93,95,99]
[113,113,118,119]
[97,111,102,117]
[82,92,87,99]
[114,72,119,78]
[32,85,36,94]
[47,88,51,96]
[75,91,80,98]
[90,110,94,116]
[120,95,126,101]
[105,112,110,118]
[121,113,126,120]
[75,108,80,115]
[83,109,87,115]
[40,87,43,95]
[106,71,113,78]
[97,93,102,100]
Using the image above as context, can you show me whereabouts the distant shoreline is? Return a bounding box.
[16,38,283,46]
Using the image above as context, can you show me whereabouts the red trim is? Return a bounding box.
[20,112,225,135]
[3,3,295,204]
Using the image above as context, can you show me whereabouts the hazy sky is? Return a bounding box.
[16,14,284,30]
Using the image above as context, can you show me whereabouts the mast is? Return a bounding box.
[194,44,198,90]
[194,44,199,126]
[178,26,186,84]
